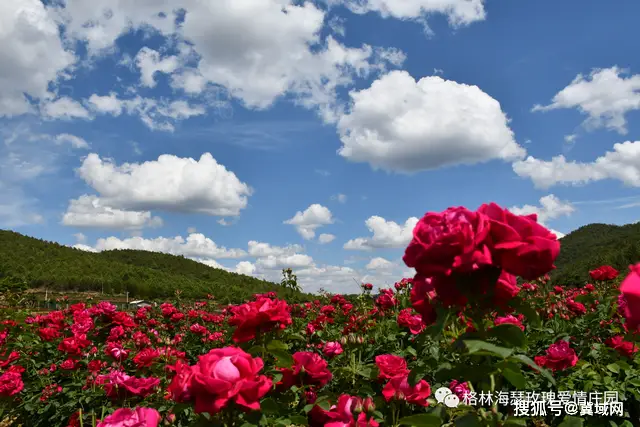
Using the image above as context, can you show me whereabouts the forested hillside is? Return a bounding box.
[0,230,308,303]
[552,222,640,285]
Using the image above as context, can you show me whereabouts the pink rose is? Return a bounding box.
[323,342,344,358]
[97,407,161,427]
[620,264,640,330]
[534,340,578,372]
[191,346,272,414]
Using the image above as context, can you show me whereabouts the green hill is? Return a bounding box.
[552,222,640,285]
[0,230,308,304]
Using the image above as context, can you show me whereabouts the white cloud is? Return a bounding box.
[77,153,252,216]
[344,215,418,250]
[331,193,348,203]
[337,71,525,172]
[247,241,304,258]
[256,254,314,269]
[284,204,334,240]
[532,67,640,134]
[337,0,486,28]
[73,243,98,253]
[196,258,229,270]
[135,47,180,88]
[87,93,124,116]
[513,141,640,189]
[55,134,90,149]
[509,194,575,225]
[91,233,247,259]
[235,261,256,276]
[0,0,75,116]
[318,233,336,244]
[41,97,91,120]
[366,257,394,270]
[62,195,163,230]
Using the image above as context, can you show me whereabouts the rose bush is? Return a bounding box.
[0,203,639,427]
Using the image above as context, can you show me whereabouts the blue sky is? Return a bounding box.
[2,0,640,293]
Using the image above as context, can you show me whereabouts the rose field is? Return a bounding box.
[2,203,640,427]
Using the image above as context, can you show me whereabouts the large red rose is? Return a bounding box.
[589,265,619,281]
[403,207,492,277]
[0,371,24,397]
[534,340,578,372]
[279,352,333,388]
[477,203,560,280]
[374,355,409,380]
[409,275,437,325]
[620,263,640,330]
[382,375,431,407]
[167,360,196,403]
[228,297,292,343]
[97,407,160,427]
[191,347,272,414]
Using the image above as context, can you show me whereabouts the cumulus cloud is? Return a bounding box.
[54,134,90,149]
[532,67,640,134]
[509,194,575,238]
[247,241,304,258]
[62,195,163,230]
[513,141,640,189]
[366,257,395,270]
[41,97,91,121]
[344,215,418,250]
[318,233,336,244]
[337,71,525,172]
[336,0,486,28]
[88,233,247,259]
[0,0,75,116]
[256,254,315,270]
[284,204,334,240]
[235,261,256,276]
[77,153,252,216]
[135,47,180,88]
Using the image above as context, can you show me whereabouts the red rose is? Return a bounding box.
[58,335,91,355]
[477,203,560,280]
[382,375,431,407]
[620,264,640,330]
[403,207,492,276]
[60,359,77,370]
[280,352,333,388]
[228,297,292,343]
[376,289,397,310]
[97,407,161,427]
[96,371,160,400]
[566,299,587,316]
[589,265,619,281]
[167,360,195,403]
[534,340,578,372]
[409,275,436,325]
[494,315,525,331]
[191,347,272,414]
[374,354,409,380]
[397,308,425,335]
[38,327,61,342]
[605,336,639,358]
[0,371,23,397]
[323,342,344,358]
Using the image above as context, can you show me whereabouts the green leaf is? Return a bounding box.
[558,416,584,427]
[503,419,528,427]
[289,415,308,425]
[408,366,426,386]
[267,340,289,351]
[406,346,417,357]
[463,340,513,358]
[398,413,442,427]
[509,354,556,386]
[627,378,640,387]
[489,324,527,348]
[316,400,331,411]
[502,367,526,389]
[247,345,263,356]
[607,363,620,374]
[509,298,541,327]
[303,404,314,413]
[454,413,481,427]
[357,366,373,378]
[270,349,293,368]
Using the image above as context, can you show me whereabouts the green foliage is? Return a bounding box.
[553,222,640,285]
[0,230,309,304]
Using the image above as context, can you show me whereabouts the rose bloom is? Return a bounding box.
[167,360,196,403]
[589,265,619,281]
[228,297,292,343]
[494,315,525,331]
[191,346,272,414]
[374,355,409,380]
[97,407,161,427]
[403,207,492,277]
[449,380,471,400]
[410,275,437,325]
[323,341,344,358]
[0,371,24,397]
[397,308,425,335]
[382,375,431,407]
[605,336,639,359]
[565,299,587,316]
[279,352,333,389]
[620,264,640,330]
[96,371,160,400]
[477,203,560,280]
[309,395,379,427]
[534,340,578,372]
